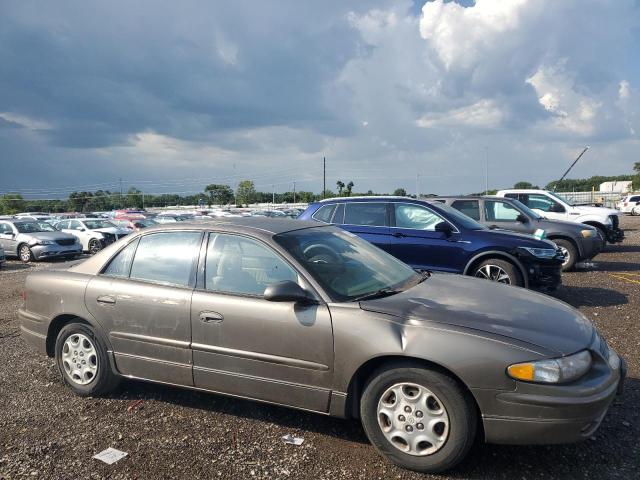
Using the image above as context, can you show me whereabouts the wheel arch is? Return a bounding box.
[582,220,606,232]
[462,251,528,288]
[46,314,106,357]
[546,234,582,257]
[343,355,482,428]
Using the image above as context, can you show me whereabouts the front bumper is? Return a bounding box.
[522,259,562,291]
[477,343,625,445]
[579,235,603,261]
[31,244,82,260]
[605,226,624,244]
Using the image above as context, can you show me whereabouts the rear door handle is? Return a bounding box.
[392,232,406,238]
[96,295,116,305]
[200,311,224,324]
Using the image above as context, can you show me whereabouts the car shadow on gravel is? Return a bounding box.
[587,261,640,272]
[552,286,628,307]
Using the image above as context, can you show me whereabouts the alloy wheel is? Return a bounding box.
[19,245,31,262]
[61,333,98,385]
[377,382,450,456]
[474,264,511,284]
[89,240,102,255]
[558,246,570,267]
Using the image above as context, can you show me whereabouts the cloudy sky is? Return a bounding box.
[1,0,639,198]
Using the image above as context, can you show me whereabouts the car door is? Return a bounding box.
[190,232,334,412]
[482,200,532,234]
[85,231,203,386]
[0,222,18,256]
[388,202,465,272]
[338,202,391,252]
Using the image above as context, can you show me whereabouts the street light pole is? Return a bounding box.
[484,147,489,195]
[415,173,420,199]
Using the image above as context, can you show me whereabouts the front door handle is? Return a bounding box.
[96,295,116,305]
[392,232,406,238]
[200,311,224,324]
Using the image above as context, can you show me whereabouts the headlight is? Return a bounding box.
[507,350,592,384]
[36,240,55,245]
[581,229,596,238]
[518,247,558,259]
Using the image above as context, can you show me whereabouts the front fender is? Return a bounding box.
[462,250,529,288]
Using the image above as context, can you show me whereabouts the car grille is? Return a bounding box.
[609,214,619,230]
[55,239,76,246]
[101,232,116,245]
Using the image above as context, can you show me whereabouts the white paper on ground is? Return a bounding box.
[281,434,304,446]
[93,447,128,465]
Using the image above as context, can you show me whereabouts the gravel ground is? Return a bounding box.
[1,217,639,479]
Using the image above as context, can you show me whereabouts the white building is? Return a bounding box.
[599,181,632,193]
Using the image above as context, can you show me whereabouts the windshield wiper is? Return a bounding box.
[352,287,402,302]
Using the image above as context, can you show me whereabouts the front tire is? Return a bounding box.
[55,322,119,396]
[553,239,578,272]
[88,239,102,255]
[360,364,477,473]
[472,258,523,287]
[18,244,33,263]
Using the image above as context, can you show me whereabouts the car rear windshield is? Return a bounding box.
[274,227,420,302]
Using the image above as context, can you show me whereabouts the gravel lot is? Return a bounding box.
[1,217,639,480]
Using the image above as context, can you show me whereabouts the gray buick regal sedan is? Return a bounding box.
[18,218,625,473]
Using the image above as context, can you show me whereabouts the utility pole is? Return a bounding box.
[119,177,123,209]
[293,181,296,204]
[142,191,145,210]
[322,157,326,199]
[484,147,489,195]
[272,184,275,207]
[415,173,420,199]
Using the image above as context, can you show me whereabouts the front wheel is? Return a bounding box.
[472,258,523,287]
[88,239,102,255]
[19,244,33,263]
[553,239,578,272]
[360,364,477,473]
[55,322,119,396]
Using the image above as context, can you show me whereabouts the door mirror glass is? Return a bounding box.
[264,280,313,303]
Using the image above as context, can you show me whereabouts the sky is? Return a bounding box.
[1,0,639,198]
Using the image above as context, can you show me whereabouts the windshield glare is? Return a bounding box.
[274,228,420,302]
[509,199,542,220]
[84,220,116,229]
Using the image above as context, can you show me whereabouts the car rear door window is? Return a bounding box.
[205,234,298,296]
[103,240,139,277]
[484,200,520,221]
[344,203,388,226]
[394,204,447,230]
[450,200,480,221]
[129,232,202,287]
[312,204,336,223]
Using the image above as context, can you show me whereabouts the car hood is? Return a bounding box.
[572,205,618,216]
[533,218,592,233]
[359,274,593,356]
[472,228,557,249]
[93,227,130,235]
[19,231,77,241]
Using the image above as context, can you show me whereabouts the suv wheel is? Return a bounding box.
[472,258,523,287]
[88,239,102,255]
[360,364,477,473]
[553,239,577,272]
[55,322,119,396]
[19,244,33,263]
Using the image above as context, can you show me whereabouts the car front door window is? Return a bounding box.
[485,201,520,221]
[394,204,447,231]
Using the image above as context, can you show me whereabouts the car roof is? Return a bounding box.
[317,196,423,203]
[436,195,517,201]
[145,217,324,235]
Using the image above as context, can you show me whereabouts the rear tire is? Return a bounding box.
[55,322,119,396]
[553,239,578,272]
[360,363,477,473]
[471,258,523,287]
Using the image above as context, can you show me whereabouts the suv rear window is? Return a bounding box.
[344,203,388,226]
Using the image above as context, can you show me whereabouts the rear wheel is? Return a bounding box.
[553,239,578,272]
[88,239,102,255]
[471,258,523,287]
[360,363,477,473]
[55,322,119,396]
[18,244,33,263]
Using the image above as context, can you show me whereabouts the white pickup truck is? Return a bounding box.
[496,189,624,246]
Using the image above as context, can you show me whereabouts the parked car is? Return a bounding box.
[0,219,81,262]
[252,210,287,218]
[496,189,624,246]
[0,244,5,268]
[112,218,158,231]
[154,214,180,224]
[616,194,640,215]
[299,197,564,290]
[19,218,625,473]
[437,196,601,271]
[54,218,131,255]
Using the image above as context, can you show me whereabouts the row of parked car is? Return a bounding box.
[298,189,625,291]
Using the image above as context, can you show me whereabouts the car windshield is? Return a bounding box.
[430,202,486,230]
[35,222,56,232]
[14,222,48,233]
[84,220,116,229]
[546,191,573,207]
[274,227,422,302]
[509,199,542,220]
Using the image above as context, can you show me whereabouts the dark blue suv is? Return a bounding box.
[299,197,564,290]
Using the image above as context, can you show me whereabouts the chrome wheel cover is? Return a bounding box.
[474,264,511,284]
[558,246,570,266]
[377,382,450,456]
[61,333,98,385]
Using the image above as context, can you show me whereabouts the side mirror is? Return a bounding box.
[434,221,453,236]
[79,228,86,231]
[516,214,528,223]
[264,281,315,303]
[550,204,565,213]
